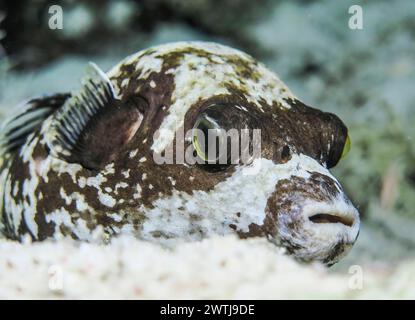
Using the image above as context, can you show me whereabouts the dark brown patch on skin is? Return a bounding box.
[236,223,265,239]
[266,173,343,219]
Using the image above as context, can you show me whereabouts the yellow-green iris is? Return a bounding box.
[192,130,208,161]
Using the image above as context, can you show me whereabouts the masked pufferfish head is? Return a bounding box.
[47,41,359,265]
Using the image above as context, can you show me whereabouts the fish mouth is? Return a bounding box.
[308,213,354,227]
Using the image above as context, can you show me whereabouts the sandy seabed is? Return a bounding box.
[0,235,414,299]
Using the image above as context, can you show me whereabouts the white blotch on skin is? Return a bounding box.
[59,188,91,212]
[34,156,52,182]
[115,182,128,194]
[103,163,115,175]
[46,208,74,236]
[60,188,72,205]
[51,159,83,183]
[108,213,123,223]
[98,192,116,208]
[75,197,89,212]
[121,78,129,88]
[133,184,142,199]
[12,183,19,197]
[121,169,130,178]
[129,149,138,158]
[168,177,176,186]
[85,174,107,189]
[46,208,93,240]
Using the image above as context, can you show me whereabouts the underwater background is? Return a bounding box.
[0,0,414,298]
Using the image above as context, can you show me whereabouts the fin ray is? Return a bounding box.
[0,93,70,155]
[46,62,119,160]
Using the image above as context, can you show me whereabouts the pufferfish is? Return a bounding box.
[0,42,359,265]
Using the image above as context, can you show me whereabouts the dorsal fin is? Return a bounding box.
[45,62,120,160]
[0,93,70,155]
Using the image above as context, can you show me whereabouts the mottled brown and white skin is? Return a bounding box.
[0,42,359,265]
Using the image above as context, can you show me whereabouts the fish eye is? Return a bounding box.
[340,134,351,160]
[191,103,257,169]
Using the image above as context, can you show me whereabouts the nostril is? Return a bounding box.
[309,213,354,227]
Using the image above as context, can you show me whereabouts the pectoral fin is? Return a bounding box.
[45,63,144,170]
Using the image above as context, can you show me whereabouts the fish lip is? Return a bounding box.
[291,200,360,263]
[302,199,360,230]
[308,212,355,227]
[304,206,360,245]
